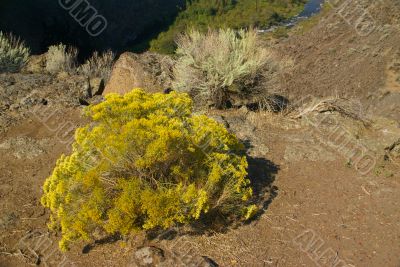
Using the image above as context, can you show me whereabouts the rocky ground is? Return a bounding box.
[1,1,400,266]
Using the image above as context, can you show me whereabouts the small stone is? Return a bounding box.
[0,212,18,230]
[132,246,165,267]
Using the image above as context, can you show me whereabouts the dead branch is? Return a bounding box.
[288,97,371,126]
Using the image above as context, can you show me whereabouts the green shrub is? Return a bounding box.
[0,32,30,73]
[173,28,273,108]
[45,44,78,74]
[149,0,306,53]
[41,89,252,251]
[149,30,179,55]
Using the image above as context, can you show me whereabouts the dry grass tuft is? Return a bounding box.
[45,44,78,74]
[79,50,115,82]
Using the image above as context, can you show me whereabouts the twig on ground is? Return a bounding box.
[288,97,371,126]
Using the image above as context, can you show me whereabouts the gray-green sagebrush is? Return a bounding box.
[0,32,30,73]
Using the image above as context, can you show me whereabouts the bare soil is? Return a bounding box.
[1,1,400,266]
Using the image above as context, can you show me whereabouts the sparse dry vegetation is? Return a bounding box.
[173,28,274,108]
[45,44,78,74]
[79,50,115,82]
[0,32,30,73]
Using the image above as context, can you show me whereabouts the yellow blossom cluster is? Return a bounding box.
[41,89,252,251]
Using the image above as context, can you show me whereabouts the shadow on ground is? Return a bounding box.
[82,234,122,254]
[153,141,280,240]
[247,157,279,213]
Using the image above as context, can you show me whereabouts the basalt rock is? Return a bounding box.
[104,52,174,95]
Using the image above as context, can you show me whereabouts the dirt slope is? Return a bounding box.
[1,1,400,266]
[276,0,400,121]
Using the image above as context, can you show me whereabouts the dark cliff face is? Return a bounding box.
[0,0,184,59]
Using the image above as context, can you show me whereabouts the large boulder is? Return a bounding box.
[104,52,174,95]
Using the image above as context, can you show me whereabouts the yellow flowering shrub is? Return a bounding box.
[41,89,252,251]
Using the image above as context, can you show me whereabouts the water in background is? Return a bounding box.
[299,0,326,17]
[259,0,326,33]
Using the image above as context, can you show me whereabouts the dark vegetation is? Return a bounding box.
[0,0,185,60]
[150,0,307,54]
[0,0,305,58]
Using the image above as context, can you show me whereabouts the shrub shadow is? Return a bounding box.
[82,233,121,254]
[246,157,279,219]
[153,140,280,240]
[243,140,279,213]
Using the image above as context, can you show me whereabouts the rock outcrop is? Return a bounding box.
[104,52,174,95]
